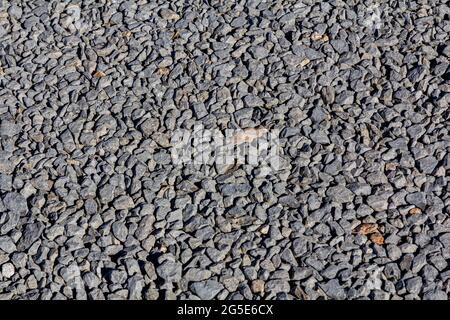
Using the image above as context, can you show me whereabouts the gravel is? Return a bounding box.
[0,0,448,301]
[190,280,224,300]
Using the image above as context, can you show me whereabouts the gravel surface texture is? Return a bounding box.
[0,0,449,300]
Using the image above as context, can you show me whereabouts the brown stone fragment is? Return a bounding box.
[300,58,310,67]
[232,127,268,145]
[156,67,170,76]
[370,232,385,245]
[122,31,132,38]
[353,223,378,235]
[93,70,106,78]
[251,280,265,294]
[409,207,421,215]
[311,33,329,42]
[385,163,397,171]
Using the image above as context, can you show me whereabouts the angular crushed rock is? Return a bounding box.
[0,0,448,301]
